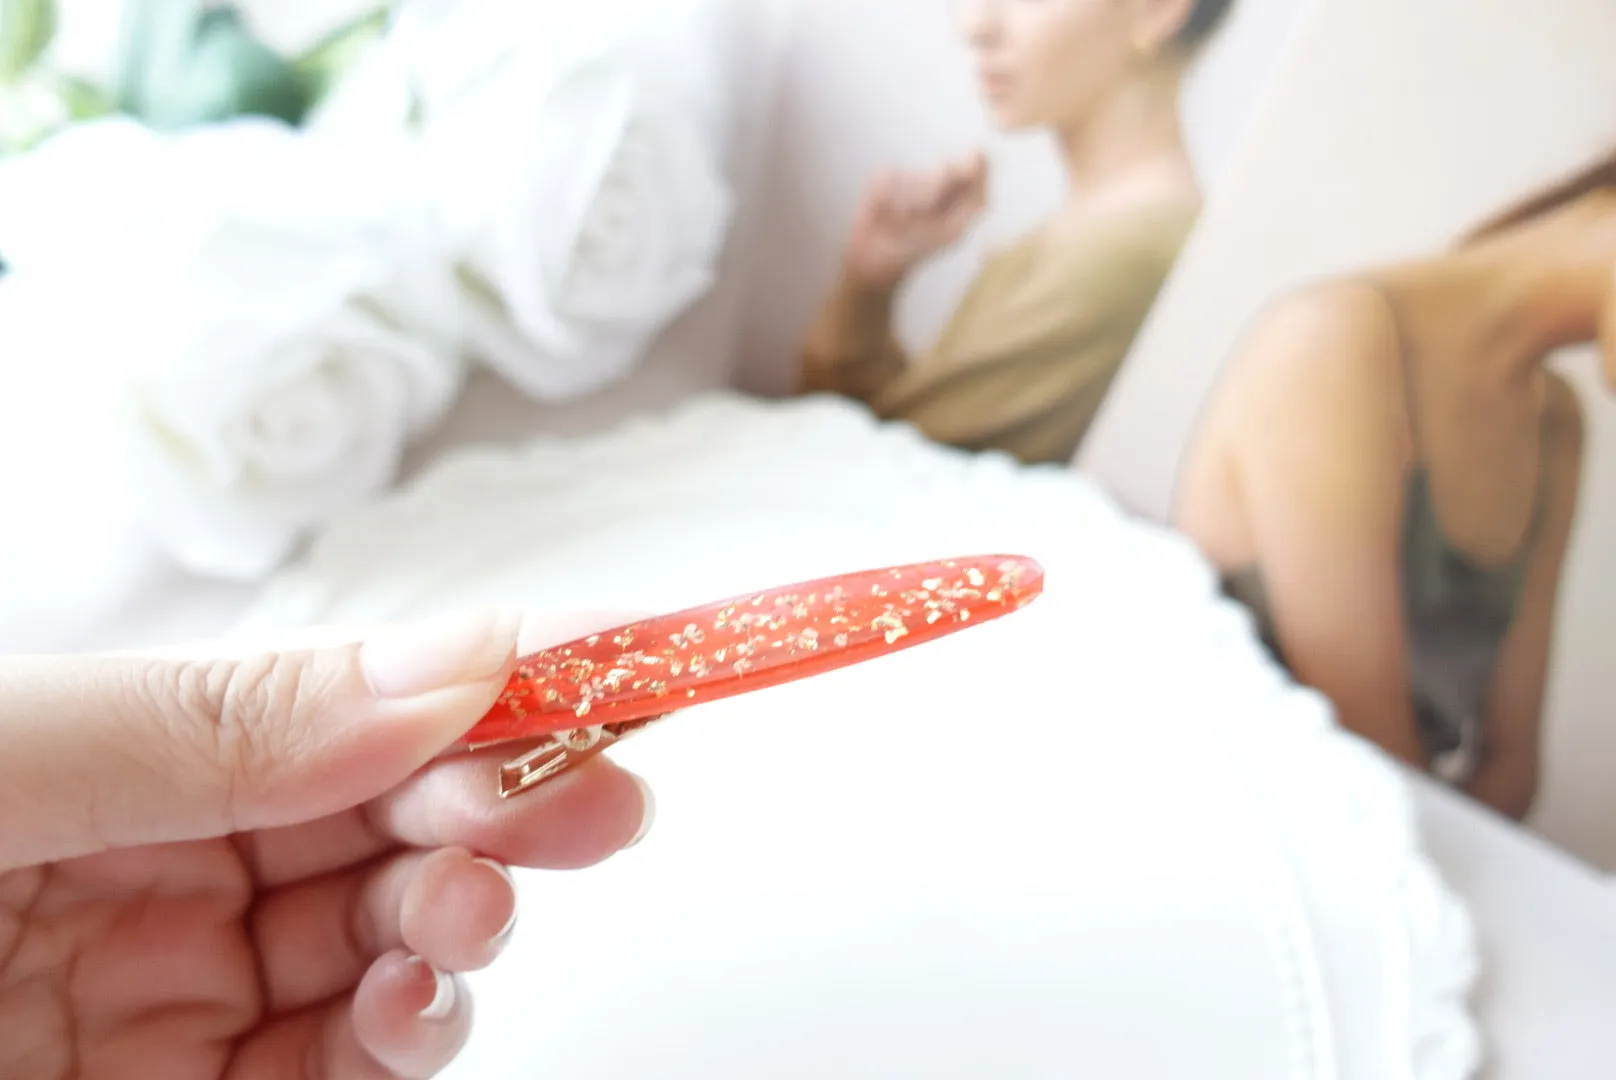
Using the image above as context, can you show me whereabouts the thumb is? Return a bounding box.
[0,611,521,870]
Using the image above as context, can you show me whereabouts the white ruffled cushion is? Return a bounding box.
[240,391,1482,1080]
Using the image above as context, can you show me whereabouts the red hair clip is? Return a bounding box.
[465,555,1045,798]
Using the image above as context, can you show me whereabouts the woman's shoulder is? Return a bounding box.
[1228,277,1409,396]
[1050,196,1200,260]
[1203,277,1413,466]
[989,198,1199,306]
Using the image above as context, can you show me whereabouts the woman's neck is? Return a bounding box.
[1053,63,1198,215]
[1430,194,1616,381]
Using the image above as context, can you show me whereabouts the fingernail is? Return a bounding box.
[361,611,521,699]
[410,957,458,1021]
[473,857,519,945]
[626,773,656,849]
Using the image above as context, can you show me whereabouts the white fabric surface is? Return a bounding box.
[238,391,1485,1080]
[1409,779,1616,1078]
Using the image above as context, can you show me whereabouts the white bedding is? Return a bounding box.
[239,391,1483,1080]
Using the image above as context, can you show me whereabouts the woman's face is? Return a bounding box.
[957,0,1157,132]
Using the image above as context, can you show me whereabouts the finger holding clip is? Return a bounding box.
[463,554,1045,799]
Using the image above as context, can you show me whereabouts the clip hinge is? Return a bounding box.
[490,714,673,799]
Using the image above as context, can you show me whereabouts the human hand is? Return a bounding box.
[0,611,655,1079]
[842,151,989,290]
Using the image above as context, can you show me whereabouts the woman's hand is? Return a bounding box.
[0,611,655,1079]
[842,152,988,291]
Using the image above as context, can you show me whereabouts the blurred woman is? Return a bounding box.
[1175,150,1616,819]
[799,0,1234,465]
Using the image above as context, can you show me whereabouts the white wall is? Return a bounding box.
[733,0,1311,395]
[1077,0,1616,869]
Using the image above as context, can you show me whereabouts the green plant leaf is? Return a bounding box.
[43,70,113,121]
[114,0,203,116]
[0,0,56,83]
[292,6,390,105]
[116,0,314,130]
[0,73,66,154]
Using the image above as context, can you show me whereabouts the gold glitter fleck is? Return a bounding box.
[966,568,986,587]
[871,611,908,646]
[833,632,850,648]
[585,634,601,647]
[922,577,942,590]
[733,658,753,675]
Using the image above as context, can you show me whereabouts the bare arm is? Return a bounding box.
[1226,288,1429,766]
[798,273,911,399]
[1466,374,1586,819]
[799,156,988,401]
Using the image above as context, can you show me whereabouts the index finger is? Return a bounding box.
[366,748,652,870]
[238,610,654,885]
[237,750,652,887]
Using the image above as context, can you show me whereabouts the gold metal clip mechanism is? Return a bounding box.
[473,714,675,799]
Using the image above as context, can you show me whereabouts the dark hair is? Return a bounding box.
[1460,148,1616,243]
[1175,0,1236,48]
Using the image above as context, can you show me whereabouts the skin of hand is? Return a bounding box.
[841,151,990,291]
[0,610,656,1080]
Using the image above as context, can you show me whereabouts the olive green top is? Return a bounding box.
[800,199,1199,464]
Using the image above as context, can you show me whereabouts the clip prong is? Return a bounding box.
[488,714,673,799]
